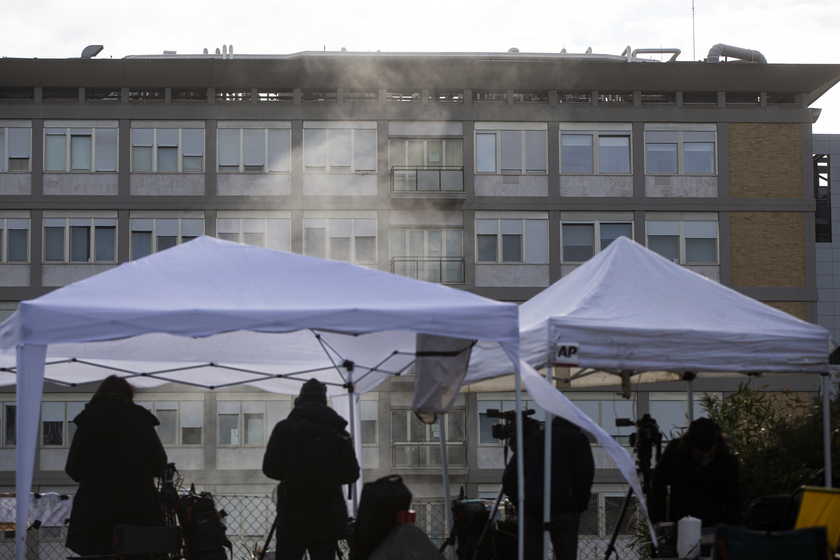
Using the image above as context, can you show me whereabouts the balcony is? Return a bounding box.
[390,257,465,284]
[390,167,464,193]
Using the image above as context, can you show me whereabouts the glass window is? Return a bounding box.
[562,224,594,262]
[647,218,718,265]
[130,216,204,260]
[361,400,377,445]
[599,136,631,173]
[476,133,496,173]
[4,403,16,446]
[390,228,463,283]
[1,217,30,263]
[42,217,117,263]
[391,409,466,467]
[304,217,376,264]
[477,128,547,174]
[476,217,548,264]
[131,126,204,172]
[1,127,32,172]
[561,134,593,173]
[303,125,376,173]
[646,143,678,173]
[645,128,716,175]
[216,216,291,251]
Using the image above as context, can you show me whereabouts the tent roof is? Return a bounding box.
[0,236,520,394]
[468,236,832,384]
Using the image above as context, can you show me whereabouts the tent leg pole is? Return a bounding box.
[514,368,525,560]
[439,416,454,559]
[822,373,832,488]
[346,369,359,516]
[686,377,694,422]
[543,365,554,560]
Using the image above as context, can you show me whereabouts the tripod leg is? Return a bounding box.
[604,488,634,560]
[469,486,505,560]
[259,513,280,560]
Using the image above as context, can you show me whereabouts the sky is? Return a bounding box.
[2,0,840,134]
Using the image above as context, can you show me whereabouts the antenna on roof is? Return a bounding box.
[692,0,696,60]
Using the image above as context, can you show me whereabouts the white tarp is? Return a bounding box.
[467,236,835,547]
[469,236,833,383]
[0,236,521,560]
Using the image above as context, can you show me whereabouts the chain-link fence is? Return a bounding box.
[1,494,646,560]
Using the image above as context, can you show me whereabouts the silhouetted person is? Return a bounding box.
[263,379,360,560]
[502,417,595,560]
[651,417,741,528]
[65,375,168,556]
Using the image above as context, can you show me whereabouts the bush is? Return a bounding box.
[700,378,840,510]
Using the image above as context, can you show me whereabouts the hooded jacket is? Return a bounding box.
[65,396,168,555]
[262,400,360,542]
[501,417,595,517]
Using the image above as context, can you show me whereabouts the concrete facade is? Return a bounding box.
[2,49,839,545]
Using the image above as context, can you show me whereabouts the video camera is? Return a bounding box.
[486,408,543,445]
[615,413,662,495]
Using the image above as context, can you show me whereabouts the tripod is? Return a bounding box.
[604,414,661,560]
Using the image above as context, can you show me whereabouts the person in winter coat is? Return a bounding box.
[262,378,360,560]
[65,375,168,556]
[650,417,742,528]
[502,416,595,560]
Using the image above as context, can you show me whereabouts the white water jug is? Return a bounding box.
[677,516,702,558]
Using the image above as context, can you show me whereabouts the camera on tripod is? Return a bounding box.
[486,408,542,444]
[616,413,662,451]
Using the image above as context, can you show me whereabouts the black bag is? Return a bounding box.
[449,500,491,560]
[176,487,232,560]
[353,475,412,560]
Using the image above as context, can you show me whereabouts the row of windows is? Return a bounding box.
[0,393,706,453]
[0,123,718,176]
[0,213,720,267]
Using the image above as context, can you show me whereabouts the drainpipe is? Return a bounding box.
[707,44,767,63]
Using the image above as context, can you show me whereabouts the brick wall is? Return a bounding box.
[764,301,807,321]
[729,123,803,198]
[730,212,805,287]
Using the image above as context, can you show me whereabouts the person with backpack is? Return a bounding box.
[263,378,361,560]
[64,375,168,556]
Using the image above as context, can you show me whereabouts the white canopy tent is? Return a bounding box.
[469,236,835,552]
[0,236,524,560]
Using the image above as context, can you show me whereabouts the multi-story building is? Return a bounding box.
[2,45,839,557]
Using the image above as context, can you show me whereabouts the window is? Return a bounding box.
[0,302,18,322]
[216,400,290,446]
[390,228,463,283]
[2,401,16,447]
[136,401,203,446]
[560,125,632,174]
[645,125,716,175]
[476,214,548,264]
[567,396,637,445]
[580,492,639,537]
[0,123,31,172]
[360,398,378,445]
[560,213,633,263]
[217,123,291,173]
[303,122,376,174]
[649,392,723,441]
[391,409,466,467]
[44,122,118,172]
[646,214,718,264]
[478,398,541,445]
[303,216,377,263]
[389,139,463,191]
[131,124,204,172]
[130,214,204,260]
[216,213,291,251]
[0,213,30,263]
[475,124,547,174]
[43,212,117,263]
[40,401,86,447]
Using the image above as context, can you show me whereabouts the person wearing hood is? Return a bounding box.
[263,378,360,560]
[650,417,742,528]
[64,375,168,556]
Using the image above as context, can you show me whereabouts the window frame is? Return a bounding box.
[0,213,31,263]
[474,123,548,175]
[559,124,633,175]
[566,394,638,445]
[644,125,717,176]
[129,214,204,260]
[0,122,32,173]
[130,124,205,173]
[39,400,87,448]
[216,212,292,251]
[645,214,719,265]
[389,227,464,284]
[43,122,119,173]
[560,213,634,264]
[136,400,205,447]
[2,401,17,447]
[390,408,466,468]
[302,122,377,174]
[216,398,291,448]
[42,213,118,264]
[303,215,378,264]
[216,123,292,174]
[475,213,549,264]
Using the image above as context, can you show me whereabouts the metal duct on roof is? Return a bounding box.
[707,44,767,64]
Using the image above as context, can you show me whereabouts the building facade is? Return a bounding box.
[2,47,839,555]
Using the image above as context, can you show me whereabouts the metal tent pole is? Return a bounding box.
[542,365,554,560]
[439,416,454,559]
[514,368,525,560]
[822,373,833,488]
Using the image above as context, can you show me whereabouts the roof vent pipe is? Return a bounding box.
[707,44,767,64]
[81,45,103,59]
[229,44,233,59]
